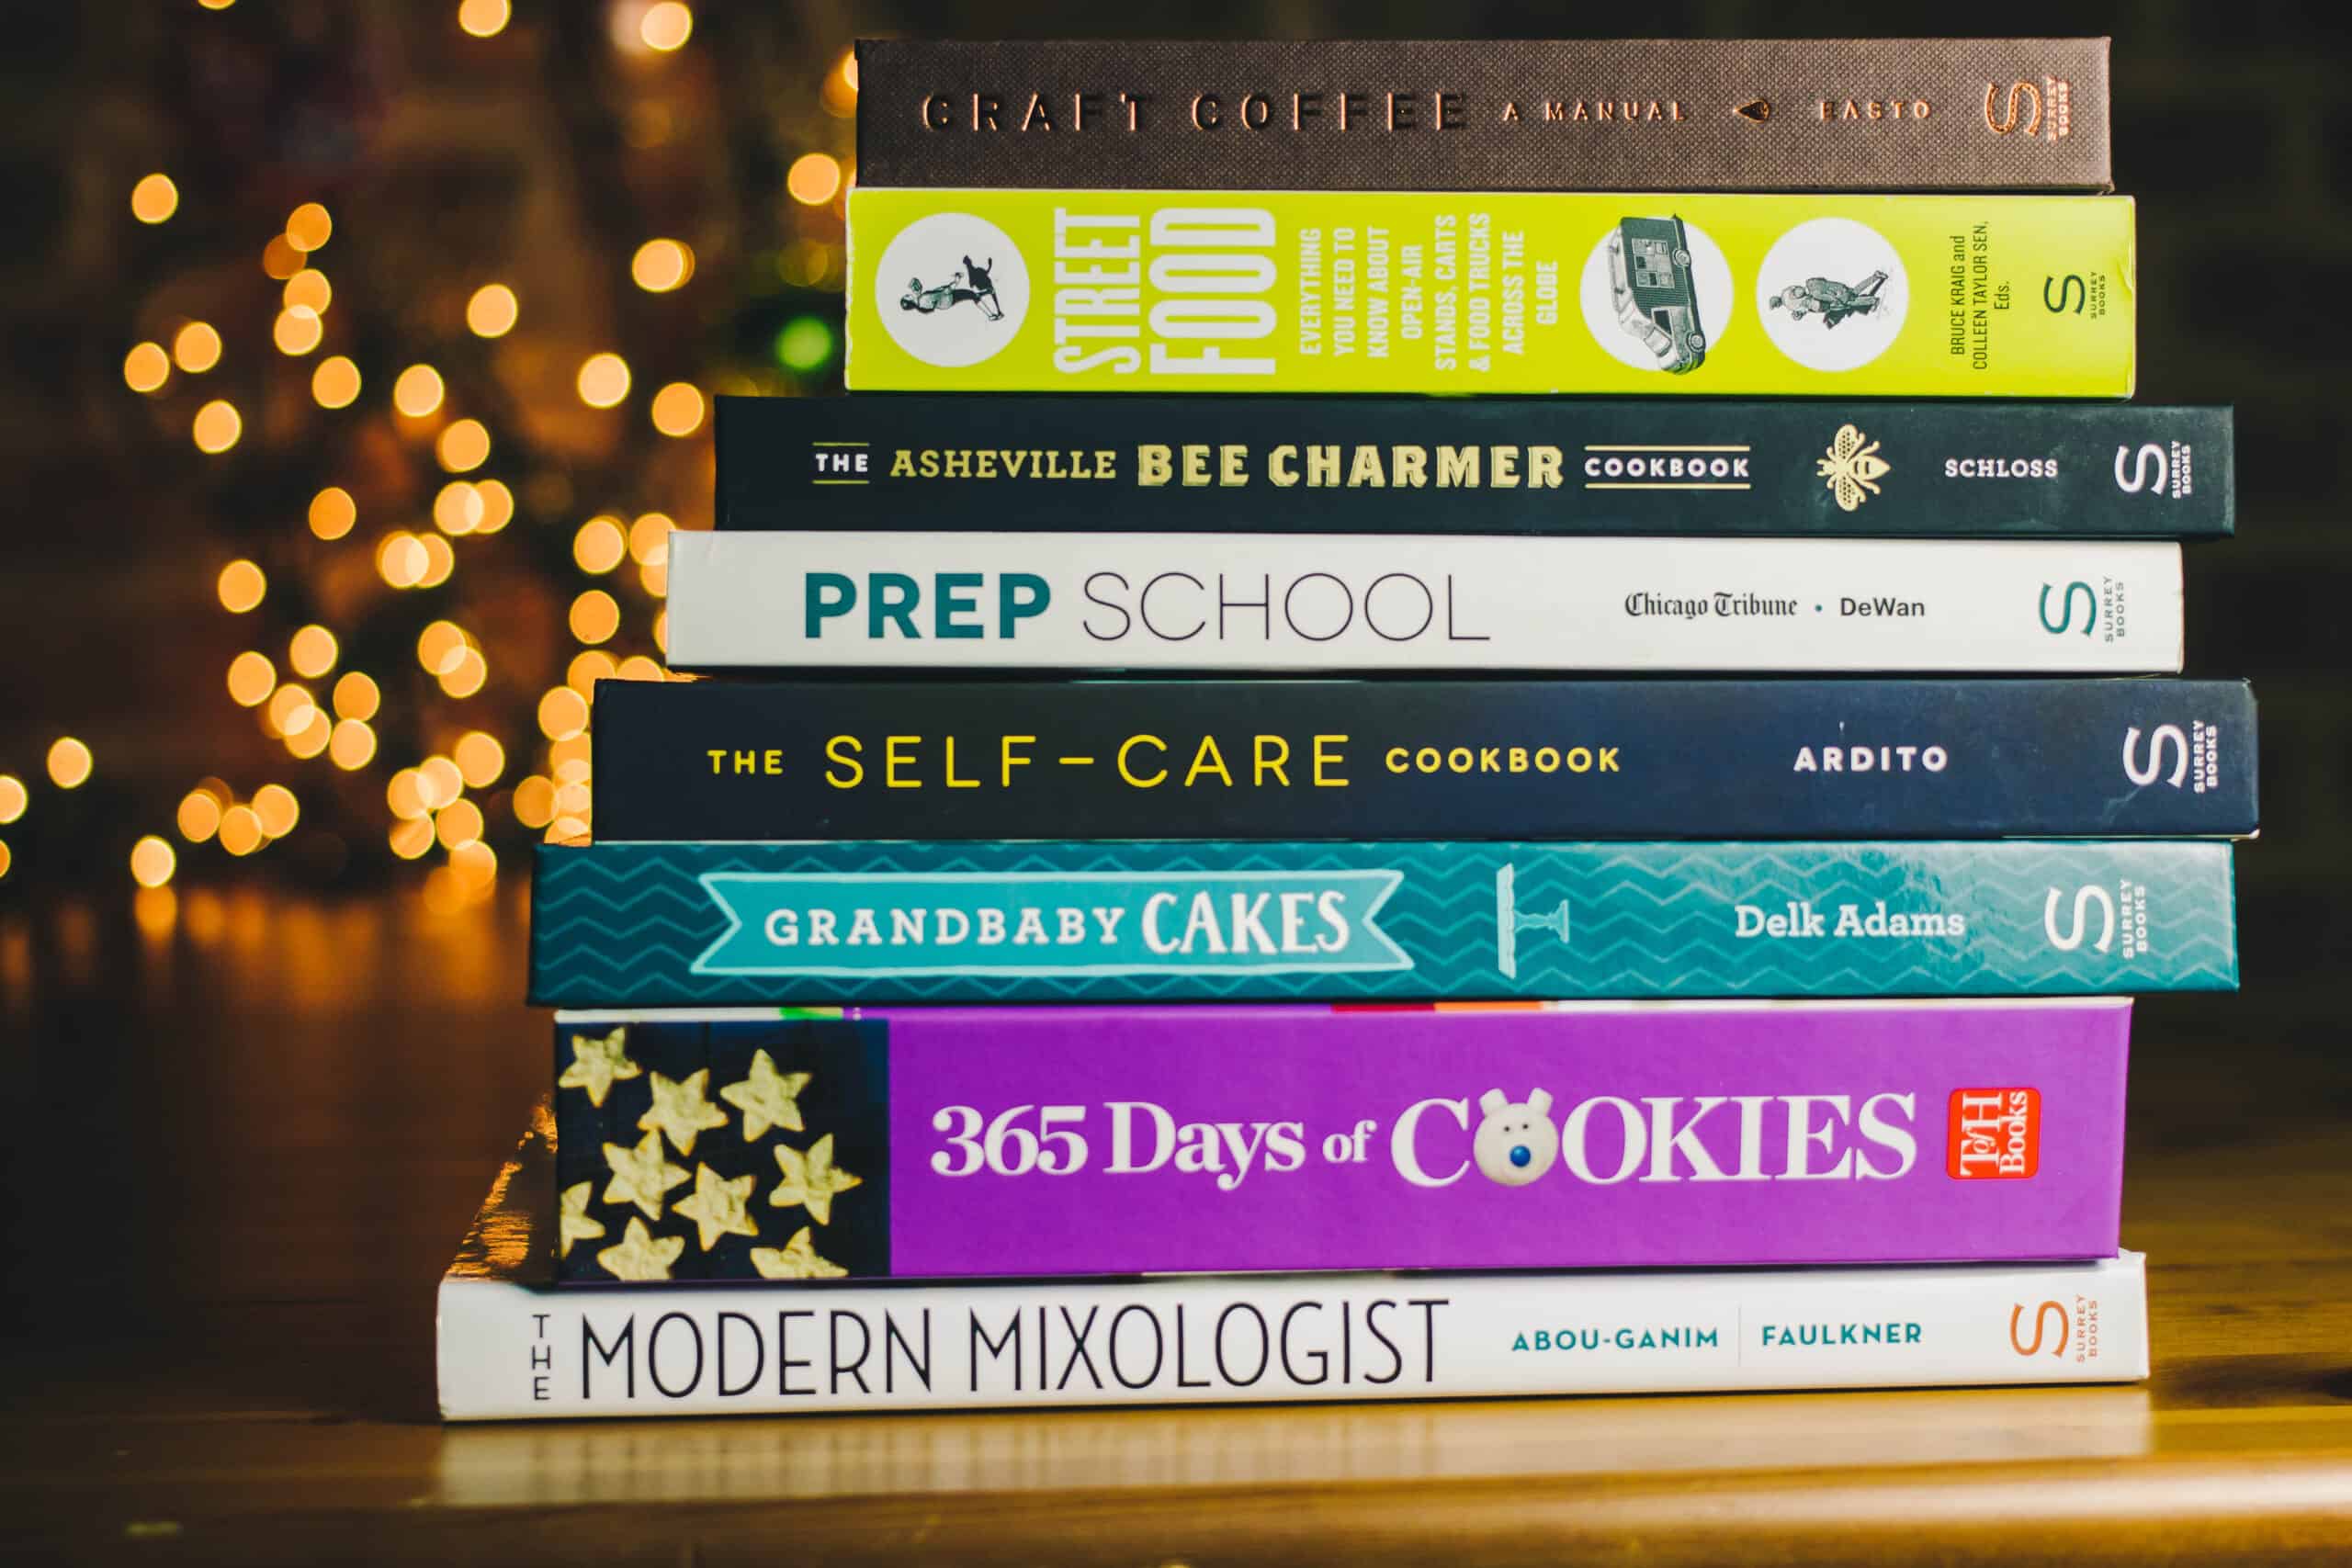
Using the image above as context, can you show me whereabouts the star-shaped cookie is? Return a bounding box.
[601,1129,688,1222]
[558,1180,605,1258]
[558,1027,641,1108]
[749,1226,847,1280]
[718,1049,811,1142]
[673,1162,759,1251]
[597,1216,684,1282]
[639,1068,729,1156]
[770,1134,863,1225]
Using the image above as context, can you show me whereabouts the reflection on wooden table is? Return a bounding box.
[1,889,2348,1563]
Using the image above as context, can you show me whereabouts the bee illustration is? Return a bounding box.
[1817,423,1891,512]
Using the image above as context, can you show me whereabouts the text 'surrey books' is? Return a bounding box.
[527,839,2237,1009]
[844,190,2134,397]
[591,678,2257,843]
[720,396,2230,538]
[853,39,2114,194]
[439,1119,2150,1418]
[551,999,2131,1284]
[665,532,2181,673]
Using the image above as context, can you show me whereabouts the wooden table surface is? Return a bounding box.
[3,888,2349,1564]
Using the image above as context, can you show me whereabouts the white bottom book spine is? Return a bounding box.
[667,530,2184,672]
[437,1116,2146,1420]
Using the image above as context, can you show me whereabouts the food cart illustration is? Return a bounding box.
[1605,216,1709,373]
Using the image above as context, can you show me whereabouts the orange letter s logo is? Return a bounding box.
[2009,1300,2070,1357]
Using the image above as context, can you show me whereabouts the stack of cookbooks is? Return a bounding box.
[441,38,2254,1420]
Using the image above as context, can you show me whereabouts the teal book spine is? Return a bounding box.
[528,840,2235,1007]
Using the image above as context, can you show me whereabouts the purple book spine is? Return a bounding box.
[552,998,2130,1282]
[874,1001,2126,1276]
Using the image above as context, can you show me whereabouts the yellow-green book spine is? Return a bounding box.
[846,189,2134,397]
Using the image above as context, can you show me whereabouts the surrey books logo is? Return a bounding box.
[874,212,1031,367]
[1817,423,1890,511]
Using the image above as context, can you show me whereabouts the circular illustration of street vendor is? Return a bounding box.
[1578,215,1734,375]
[871,211,1031,368]
[1755,217,1907,372]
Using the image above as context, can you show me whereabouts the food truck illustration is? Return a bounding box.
[1769,269,1889,329]
[1605,216,1708,373]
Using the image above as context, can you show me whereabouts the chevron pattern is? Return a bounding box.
[530,840,2237,1007]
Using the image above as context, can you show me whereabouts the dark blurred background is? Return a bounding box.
[0,2,2341,1356]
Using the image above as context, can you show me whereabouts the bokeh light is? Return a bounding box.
[0,775,25,824]
[775,315,834,372]
[273,306,323,355]
[124,342,171,393]
[650,381,705,436]
[454,731,506,788]
[217,559,266,613]
[330,718,378,771]
[417,620,469,675]
[173,321,222,373]
[631,239,694,292]
[576,352,631,408]
[177,789,222,843]
[285,202,334,253]
[473,479,515,533]
[284,269,333,313]
[417,533,457,588]
[458,0,511,38]
[131,173,179,224]
[434,481,484,536]
[640,2,694,51]
[377,532,428,589]
[435,798,487,851]
[192,400,243,454]
[418,757,464,810]
[311,355,362,408]
[569,589,620,644]
[628,512,674,565]
[437,418,491,472]
[130,836,177,889]
[390,818,435,860]
[253,784,300,838]
[288,625,338,678]
[392,364,446,418]
[226,651,276,706]
[439,646,488,697]
[219,806,264,857]
[309,487,357,539]
[332,671,380,721]
[538,686,590,739]
[786,152,842,206]
[47,738,93,789]
[513,776,557,829]
[466,283,519,337]
[573,515,627,573]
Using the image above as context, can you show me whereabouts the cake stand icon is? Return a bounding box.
[1496,863,1573,979]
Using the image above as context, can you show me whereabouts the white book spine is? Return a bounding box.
[667,531,2182,672]
[438,1255,2146,1421]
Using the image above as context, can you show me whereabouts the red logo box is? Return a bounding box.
[1948,1088,2041,1179]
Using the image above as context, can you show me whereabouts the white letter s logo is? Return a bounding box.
[2043,885,2117,953]
[2114,443,2167,495]
[2122,725,2189,787]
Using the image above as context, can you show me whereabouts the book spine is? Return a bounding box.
[549,999,2130,1284]
[844,190,2135,397]
[591,678,2257,841]
[854,39,2113,193]
[526,840,2238,1008]
[718,396,2231,538]
[666,533,2182,673]
[437,1252,2147,1418]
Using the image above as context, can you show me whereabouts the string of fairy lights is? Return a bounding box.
[0,0,855,909]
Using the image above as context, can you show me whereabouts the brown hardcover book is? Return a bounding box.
[854,38,2111,192]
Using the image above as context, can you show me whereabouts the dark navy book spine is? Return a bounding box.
[588,678,2256,841]
[715,397,2232,538]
